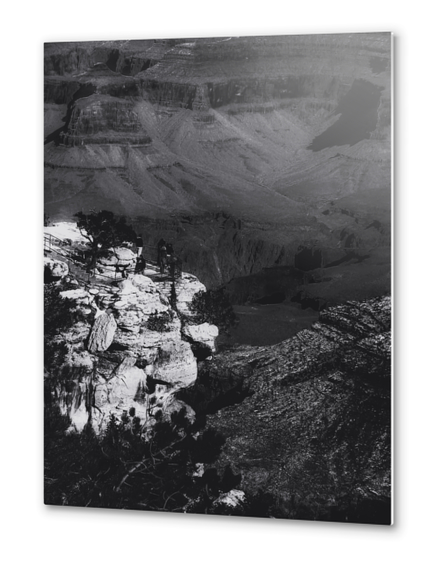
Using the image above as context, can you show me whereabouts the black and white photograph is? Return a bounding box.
[43,32,392,524]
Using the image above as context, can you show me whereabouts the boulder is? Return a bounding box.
[161,395,196,424]
[44,257,69,280]
[91,366,149,432]
[60,288,88,301]
[153,340,197,388]
[159,273,207,317]
[98,248,136,268]
[213,490,246,510]
[183,322,219,352]
[87,312,117,352]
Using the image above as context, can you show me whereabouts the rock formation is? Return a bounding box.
[44,221,391,523]
[87,312,117,352]
[178,295,391,523]
[44,34,391,219]
[44,34,391,307]
[44,256,69,280]
[45,223,218,433]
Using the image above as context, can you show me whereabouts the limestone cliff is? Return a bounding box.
[44,223,218,433]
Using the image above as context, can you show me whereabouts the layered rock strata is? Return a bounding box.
[45,225,218,433]
[44,34,391,224]
[178,295,391,522]
[59,94,151,147]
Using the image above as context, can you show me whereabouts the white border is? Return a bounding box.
[2,1,432,560]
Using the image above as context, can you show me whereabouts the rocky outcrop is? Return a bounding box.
[44,256,69,280]
[98,247,136,275]
[158,272,207,316]
[178,295,391,523]
[183,322,219,352]
[60,94,151,147]
[45,224,218,433]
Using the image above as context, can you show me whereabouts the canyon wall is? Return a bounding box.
[44,33,391,303]
[44,224,218,434]
[44,34,391,220]
[178,295,391,523]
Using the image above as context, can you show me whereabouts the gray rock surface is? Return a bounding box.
[87,312,117,353]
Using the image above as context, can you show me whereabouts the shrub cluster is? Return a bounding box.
[44,406,242,514]
[189,288,238,334]
[146,310,174,332]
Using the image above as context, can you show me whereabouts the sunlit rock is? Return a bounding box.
[87,312,117,352]
[183,322,219,352]
[44,256,69,279]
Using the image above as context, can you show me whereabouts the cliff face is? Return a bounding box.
[178,295,391,523]
[61,95,151,146]
[44,40,173,78]
[44,34,391,222]
[44,223,218,433]
[44,221,391,523]
[44,33,391,317]
[129,197,390,304]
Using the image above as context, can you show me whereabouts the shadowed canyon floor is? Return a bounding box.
[179,296,391,523]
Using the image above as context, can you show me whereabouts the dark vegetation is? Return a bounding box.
[146,310,174,332]
[188,288,239,335]
[44,404,243,513]
[74,210,136,270]
[44,280,243,514]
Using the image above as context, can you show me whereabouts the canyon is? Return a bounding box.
[179,295,391,523]
[44,223,390,522]
[44,34,391,303]
[44,33,391,523]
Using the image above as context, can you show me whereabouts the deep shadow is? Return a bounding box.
[295,247,322,271]
[254,292,286,305]
[308,79,382,151]
[44,83,97,145]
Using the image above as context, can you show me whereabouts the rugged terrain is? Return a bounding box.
[44,34,391,302]
[44,34,392,523]
[179,295,391,523]
[44,223,218,433]
[44,223,391,523]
